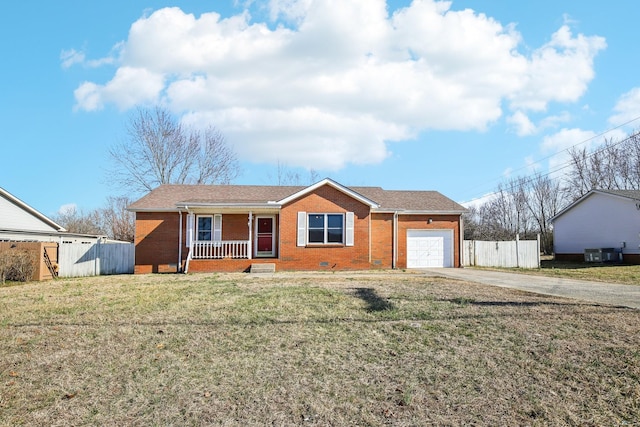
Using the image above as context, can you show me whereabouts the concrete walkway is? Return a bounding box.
[420,268,640,310]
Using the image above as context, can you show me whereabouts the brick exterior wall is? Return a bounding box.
[370,213,394,268]
[396,215,462,268]
[276,185,371,271]
[133,185,463,273]
[134,212,181,274]
[220,214,250,241]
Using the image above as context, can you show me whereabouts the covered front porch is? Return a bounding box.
[182,209,279,271]
[190,240,252,259]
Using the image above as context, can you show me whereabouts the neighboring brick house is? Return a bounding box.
[128,178,467,273]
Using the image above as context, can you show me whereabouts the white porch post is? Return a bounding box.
[184,210,195,273]
[248,212,253,259]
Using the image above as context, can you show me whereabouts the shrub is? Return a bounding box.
[0,249,36,283]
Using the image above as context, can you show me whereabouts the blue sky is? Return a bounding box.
[2,0,639,217]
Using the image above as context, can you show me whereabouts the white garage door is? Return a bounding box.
[407,230,453,268]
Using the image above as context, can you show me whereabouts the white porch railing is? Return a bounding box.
[191,240,250,259]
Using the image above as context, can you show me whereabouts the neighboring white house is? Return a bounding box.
[551,189,640,263]
[1,187,134,279]
[0,186,104,244]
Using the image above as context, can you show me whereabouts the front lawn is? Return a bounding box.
[1,272,638,426]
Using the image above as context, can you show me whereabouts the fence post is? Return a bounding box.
[473,240,477,266]
[95,240,100,276]
[515,233,520,268]
[537,234,541,268]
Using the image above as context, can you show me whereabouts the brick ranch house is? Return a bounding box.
[128,178,467,274]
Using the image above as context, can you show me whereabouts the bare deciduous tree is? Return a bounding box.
[52,206,103,235]
[465,174,564,254]
[466,130,640,255]
[472,179,535,241]
[564,130,640,200]
[97,196,135,242]
[108,106,240,194]
[52,197,135,242]
[269,161,320,186]
[524,173,563,254]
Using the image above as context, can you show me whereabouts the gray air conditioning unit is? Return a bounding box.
[584,248,616,263]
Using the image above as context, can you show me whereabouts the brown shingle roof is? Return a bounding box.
[356,188,467,212]
[128,183,466,213]
[128,184,303,210]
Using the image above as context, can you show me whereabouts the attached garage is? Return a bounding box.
[406,229,453,268]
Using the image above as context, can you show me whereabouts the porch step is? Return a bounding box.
[250,263,276,274]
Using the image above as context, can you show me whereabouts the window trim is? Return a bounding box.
[196,215,213,241]
[297,211,354,247]
[307,213,345,245]
[196,214,222,242]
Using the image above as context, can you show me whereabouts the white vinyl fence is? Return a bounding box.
[464,235,540,268]
[58,241,134,277]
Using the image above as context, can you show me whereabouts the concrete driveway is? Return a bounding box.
[420,268,640,310]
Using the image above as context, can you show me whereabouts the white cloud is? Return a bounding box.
[538,111,571,130]
[74,82,103,112]
[507,111,536,136]
[75,67,165,111]
[509,25,606,111]
[182,107,402,168]
[266,0,313,22]
[72,0,606,170]
[507,110,573,136]
[60,45,120,69]
[460,192,496,210]
[60,49,85,69]
[609,88,640,128]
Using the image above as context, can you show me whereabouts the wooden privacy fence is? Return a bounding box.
[464,235,540,268]
[0,241,58,281]
[58,241,134,277]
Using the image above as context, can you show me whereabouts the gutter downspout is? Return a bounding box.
[368,210,372,264]
[459,213,464,268]
[178,210,183,272]
[393,211,398,269]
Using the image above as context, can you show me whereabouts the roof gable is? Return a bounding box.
[277,178,379,208]
[551,189,640,222]
[0,187,65,232]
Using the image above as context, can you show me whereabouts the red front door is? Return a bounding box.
[257,217,274,256]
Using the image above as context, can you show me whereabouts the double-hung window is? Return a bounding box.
[297,211,354,247]
[197,216,213,241]
[196,215,222,241]
[308,213,344,244]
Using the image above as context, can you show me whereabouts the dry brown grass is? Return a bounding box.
[1,272,639,426]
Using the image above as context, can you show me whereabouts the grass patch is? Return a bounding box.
[476,259,640,285]
[1,272,639,426]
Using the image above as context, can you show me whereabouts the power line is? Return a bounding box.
[460,115,640,205]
